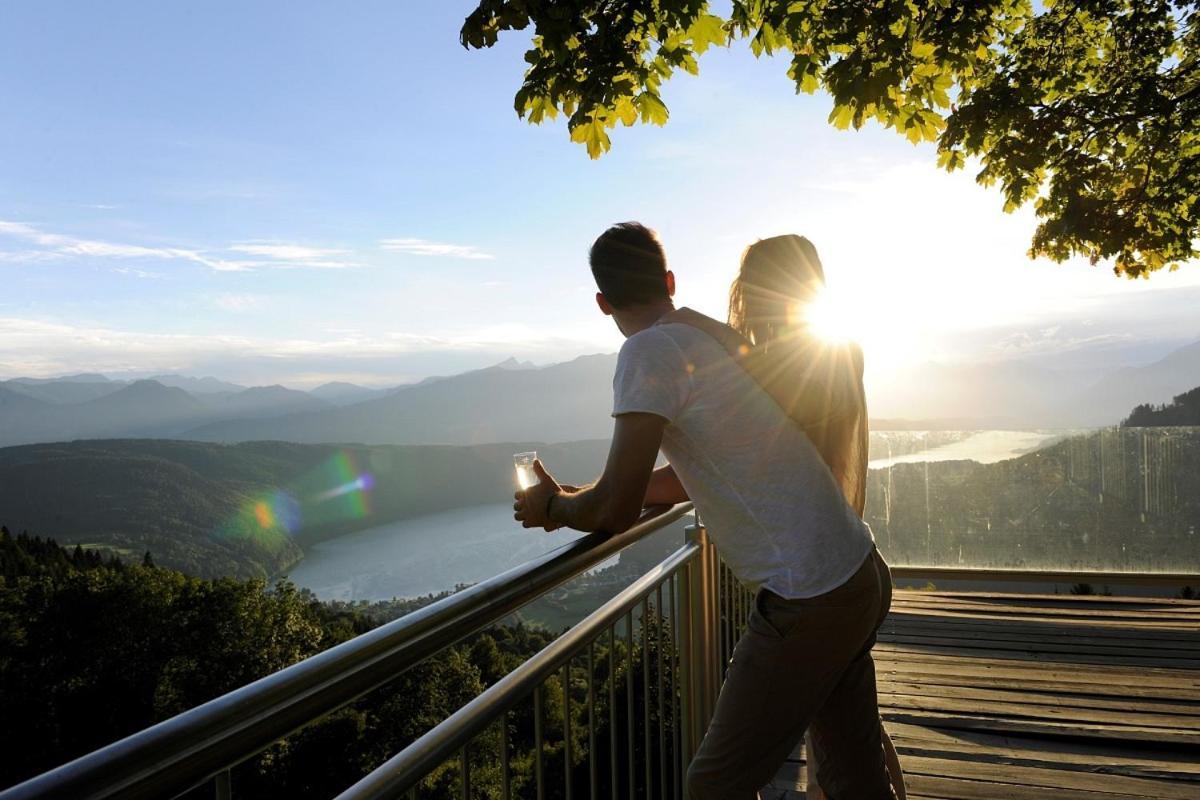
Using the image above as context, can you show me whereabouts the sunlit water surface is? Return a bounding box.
[287,503,587,601]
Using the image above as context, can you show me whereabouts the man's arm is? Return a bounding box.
[644,464,688,507]
[515,412,667,534]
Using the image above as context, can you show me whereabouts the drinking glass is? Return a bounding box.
[513,451,538,490]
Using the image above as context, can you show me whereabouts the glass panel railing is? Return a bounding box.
[865,427,1200,574]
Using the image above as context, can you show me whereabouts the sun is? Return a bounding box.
[791,286,860,343]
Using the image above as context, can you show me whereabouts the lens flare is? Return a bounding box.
[253,500,274,529]
[218,450,376,545]
[791,287,859,343]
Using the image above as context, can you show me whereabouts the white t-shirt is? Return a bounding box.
[612,318,874,599]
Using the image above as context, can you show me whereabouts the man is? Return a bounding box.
[513,222,896,799]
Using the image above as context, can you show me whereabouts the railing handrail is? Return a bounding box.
[0,502,694,800]
[335,541,703,799]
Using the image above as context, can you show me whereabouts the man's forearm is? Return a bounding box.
[547,483,639,534]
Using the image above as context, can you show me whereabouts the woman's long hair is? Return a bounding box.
[728,235,869,516]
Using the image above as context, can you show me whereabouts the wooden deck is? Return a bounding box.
[767,590,1200,799]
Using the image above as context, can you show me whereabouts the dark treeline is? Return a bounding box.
[1124,386,1200,427]
[0,527,678,797]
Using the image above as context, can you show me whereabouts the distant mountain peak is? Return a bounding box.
[493,357,536,371]
[147,374,246,394]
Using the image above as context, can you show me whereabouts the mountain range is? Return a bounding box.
[0,339,1197,449]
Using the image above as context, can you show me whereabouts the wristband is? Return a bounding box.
[545,491,558,520]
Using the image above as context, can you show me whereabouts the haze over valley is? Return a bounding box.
[3,334,1199,451]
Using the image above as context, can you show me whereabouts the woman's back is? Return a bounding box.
[741,337,869,516]
[725,234,869,517]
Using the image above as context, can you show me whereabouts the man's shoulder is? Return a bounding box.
[619,325,678,356]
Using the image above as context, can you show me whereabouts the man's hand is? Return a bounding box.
[513,460,562,530]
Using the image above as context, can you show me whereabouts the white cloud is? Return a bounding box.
[212,293,263,312]
[230,243,344,260]
[0,249,66,264]
[113,266,164,279]
[380,238,494,260]
[0,222,360,272]
[0,316,606,385]
[229,242,360,269]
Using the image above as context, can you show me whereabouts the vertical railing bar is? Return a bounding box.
[743,580,750,635]
[657,582,667,800]
[678,560,693,788]
[608,626,618,800]
[731,565,740,674]
[408,786,417,800]
[501,711,511,800]
[563,662,574,800]
[729,575,739,638]
[670,572,681,800]
[588,641,597,800]
[715,563,724,671]
[214,769,231,800]
[642,595,652,800]
[720,563,729,669]
[535,684,545,800]
[709,548,720,703]
[460,744,470,800]
[625,610,635,800]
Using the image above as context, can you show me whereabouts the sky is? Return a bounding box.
[2,1,1198,389]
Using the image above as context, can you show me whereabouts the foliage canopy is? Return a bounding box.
[462,0,1200,276]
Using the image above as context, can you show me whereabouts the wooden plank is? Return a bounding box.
[890,599,1200,624]
[897,591,1200,609]
[901,756,1199,800]
[875,679,1200,717]
[878,628,1200,659]
[873,650,1200,689]
[874,639,1198,669]
[890,606,1200,634]
[882,616,1200,649]
[887,606,1200,628]
[773,758,1189,800]
[874,671,1200,703]
[879,709,1200,746]
[772,591,1200,798]
[875,692,1200,735]
[879,626,1200,658]
[874,721,1200,778]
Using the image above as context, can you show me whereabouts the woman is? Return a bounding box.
[728,234,906,800]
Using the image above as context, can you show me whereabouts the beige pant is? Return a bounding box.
[686,548,897,800]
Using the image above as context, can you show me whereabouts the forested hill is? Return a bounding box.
[0,438,610,579]
[0,529,559,795]
[1124,386,1200,426]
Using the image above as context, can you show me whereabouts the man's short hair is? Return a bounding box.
[589,222,670,309]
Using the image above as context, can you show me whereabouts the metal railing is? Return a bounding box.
[0,503,696,800]
[336,526,706,799]
[333,516,756,799]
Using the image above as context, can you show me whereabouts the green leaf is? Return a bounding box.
[911,41,935,60]
[829,103,855,130]
[615,97,638,127]
[570,118,611,159]
[636,92,670,126]
[687,13,727,54]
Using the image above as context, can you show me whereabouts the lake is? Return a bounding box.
[287,503,591,600]
[289,431,1092,601]
[867,429,1075,469]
